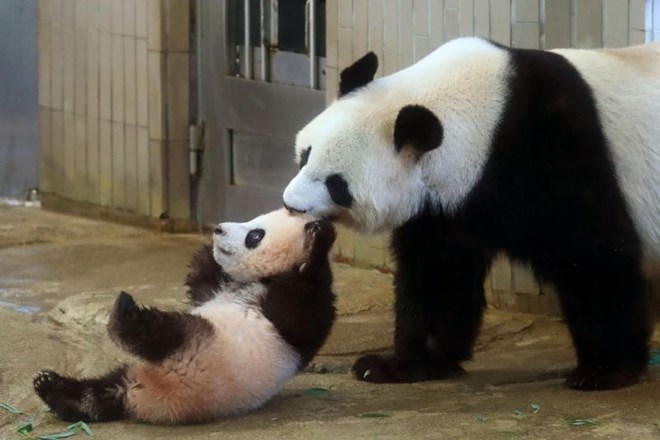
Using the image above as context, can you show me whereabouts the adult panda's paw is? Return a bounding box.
[353,354,464,383]
[566,365,642,390]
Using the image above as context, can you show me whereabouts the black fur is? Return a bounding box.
[325,173,353,208]
[394,105,444,153]
[36,220,337,422]
[262,220,337,366]
[34,367,128,422]
[354,45,651,390]
[107,291,215,363]
[339,51,378,97]
[185,244,230,306]
[299,146,312,169]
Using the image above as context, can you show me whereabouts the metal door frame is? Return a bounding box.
[196,0,326,226]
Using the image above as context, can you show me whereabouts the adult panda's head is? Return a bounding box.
[283,52,444,233]
[283,38,509,233]
[212,208,331,283]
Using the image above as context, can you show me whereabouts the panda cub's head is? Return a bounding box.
[212,208,320,283]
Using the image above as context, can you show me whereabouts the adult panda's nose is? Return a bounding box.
[283,201,307,214]
[214,225,224,235]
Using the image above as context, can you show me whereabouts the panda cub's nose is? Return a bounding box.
[214,226,224,235]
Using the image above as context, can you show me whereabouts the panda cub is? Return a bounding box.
[33,209,336,424]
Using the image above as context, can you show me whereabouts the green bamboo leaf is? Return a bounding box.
[530,403,541,414]
[17,421,33,436]
[0,402,23,414]
[357,412,391,418]
[39,432,77,440]
[563,418,597,426]
[303,387,329,397]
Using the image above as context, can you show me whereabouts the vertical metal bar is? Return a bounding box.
[271,0,278,47]
[244,0,252,79]
[260,0,268,81]
[309,0,318,89]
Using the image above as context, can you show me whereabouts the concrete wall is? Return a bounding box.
[327,0,654,312]
[38,0,191,229]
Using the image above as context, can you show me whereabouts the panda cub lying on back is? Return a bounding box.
[33,209,336,424]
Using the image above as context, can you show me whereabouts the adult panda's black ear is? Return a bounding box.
[339,52,378,97]
[393,105,443,154]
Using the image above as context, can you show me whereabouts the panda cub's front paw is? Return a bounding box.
[304,220,336,248]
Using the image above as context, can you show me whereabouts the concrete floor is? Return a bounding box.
[1,205,659,440]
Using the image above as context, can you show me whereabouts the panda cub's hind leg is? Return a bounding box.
[33,367,128,422]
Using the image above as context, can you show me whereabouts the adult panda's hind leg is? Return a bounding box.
[33,367,128,422]
[354,216,493,383]
[108,291,214,362]
[545,254,651,390]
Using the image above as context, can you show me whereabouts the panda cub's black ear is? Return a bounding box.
[339,52,378,97]
[393,105,444,154]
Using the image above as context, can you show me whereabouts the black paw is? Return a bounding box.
[353,354,464,383]
[304,220,336,250]
[566,365,642,390]
[116,291,137,312]
[33,370,64,401]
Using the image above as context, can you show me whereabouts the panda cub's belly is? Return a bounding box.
[190,298,301,414]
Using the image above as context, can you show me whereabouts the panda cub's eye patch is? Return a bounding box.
[245,229,265,249]
[299,146,312,169]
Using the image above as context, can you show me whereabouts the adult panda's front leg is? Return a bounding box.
[354,213,493,383]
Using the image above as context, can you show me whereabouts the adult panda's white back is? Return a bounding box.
[554,43,660,259]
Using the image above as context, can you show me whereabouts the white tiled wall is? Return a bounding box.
[38,0,191,225]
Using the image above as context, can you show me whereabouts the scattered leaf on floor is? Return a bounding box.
[476,415,488,423]
[67,421,93,436]
[530,403,541,414]
[563,418,597,426]
[0,402,23,414]
[513,409,525,416]
[17,421,33,436]
[39,431,77,440]
[303,387,329,397]
[357,413,391,418]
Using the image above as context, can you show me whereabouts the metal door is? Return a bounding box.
[197,0,326,226]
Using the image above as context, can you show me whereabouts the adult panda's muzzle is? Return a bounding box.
[283,173,335,217]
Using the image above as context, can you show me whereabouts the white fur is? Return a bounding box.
[125,209,316,423]
[213,208,317,281]
[284,38,511,233]
[284,38,660,259]
[552,44,660,259]
[126,294,300,423]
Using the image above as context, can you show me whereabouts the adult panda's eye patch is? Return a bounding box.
[299,146,312,169]
[245,229,265,249]
[325,174,353,208]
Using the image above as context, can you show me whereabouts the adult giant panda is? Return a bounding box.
[283,37,660,390]
[34,209,336,423]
